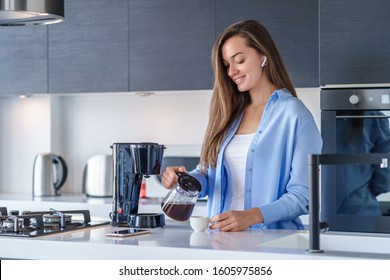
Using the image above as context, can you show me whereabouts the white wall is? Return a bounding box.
[296,88,320,129]
[0,91,212,194]
[0,96,52,194]
[0,88,320,195]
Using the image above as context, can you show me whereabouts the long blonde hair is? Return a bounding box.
[200,20,296,169]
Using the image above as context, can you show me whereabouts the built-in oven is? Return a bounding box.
[321,87,390,233]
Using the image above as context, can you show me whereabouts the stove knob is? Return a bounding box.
[9,210,19,215]
[349,94,360,105]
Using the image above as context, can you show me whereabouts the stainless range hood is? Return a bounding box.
[0,0,64,26]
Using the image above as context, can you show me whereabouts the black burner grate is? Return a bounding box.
[0,207,109,237]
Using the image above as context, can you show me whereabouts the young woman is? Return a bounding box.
[161,20,322,231]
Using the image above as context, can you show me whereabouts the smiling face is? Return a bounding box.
[221,35,266,93]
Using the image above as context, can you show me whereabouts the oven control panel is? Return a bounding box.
[321,88,390,110]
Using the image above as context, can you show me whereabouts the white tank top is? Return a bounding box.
[224,133,255,210]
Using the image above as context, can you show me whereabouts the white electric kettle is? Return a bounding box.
[82,154,113,197]
[32,153,68,196]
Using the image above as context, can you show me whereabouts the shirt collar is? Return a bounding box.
[270,88,293,101]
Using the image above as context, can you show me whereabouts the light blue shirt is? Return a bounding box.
[190,88,323,230]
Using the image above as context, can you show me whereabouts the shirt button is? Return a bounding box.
[251,149,254,152]
[249,168,252,172]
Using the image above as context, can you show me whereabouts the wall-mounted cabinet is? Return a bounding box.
[48,0,129,93]
[320,0,390,86]
[0,0,319,95]
[129,0,215,91]
[0,27,47,95]
[4,1,389,95]
[216,0,319,88]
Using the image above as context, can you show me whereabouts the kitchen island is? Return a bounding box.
[1,194,390,260]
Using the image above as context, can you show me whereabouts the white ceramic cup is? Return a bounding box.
[189,216,209,232]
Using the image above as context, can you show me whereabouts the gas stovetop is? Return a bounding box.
[0,207,109,237]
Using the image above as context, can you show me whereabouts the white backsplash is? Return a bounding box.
[0,88,320,195]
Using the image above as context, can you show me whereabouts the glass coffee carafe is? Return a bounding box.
[161,172,201,221]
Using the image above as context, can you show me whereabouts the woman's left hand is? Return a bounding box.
[209,208,263,232]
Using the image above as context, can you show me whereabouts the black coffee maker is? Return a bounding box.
[110,143,166,228]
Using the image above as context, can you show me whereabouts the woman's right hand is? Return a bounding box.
[161,166,187,189]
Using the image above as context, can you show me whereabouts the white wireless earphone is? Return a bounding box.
[261,56,267,68]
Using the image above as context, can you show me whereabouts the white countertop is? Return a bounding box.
[1,195,390,260]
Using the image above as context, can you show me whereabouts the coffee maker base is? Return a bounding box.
[127,213,166,228]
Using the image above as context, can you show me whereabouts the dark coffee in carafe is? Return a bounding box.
[161,202,195,221]
[161,172,201,222]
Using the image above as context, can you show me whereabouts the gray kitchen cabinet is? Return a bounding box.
[320,0,390,86]
[216,0,319,88]
[48,0,129,93]
[0,26,47,95]
[129,0,215,91]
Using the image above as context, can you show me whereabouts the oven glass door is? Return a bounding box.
[321,110,390,233]
[336,111,390,216]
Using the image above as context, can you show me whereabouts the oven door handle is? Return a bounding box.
[336,115,390,119]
